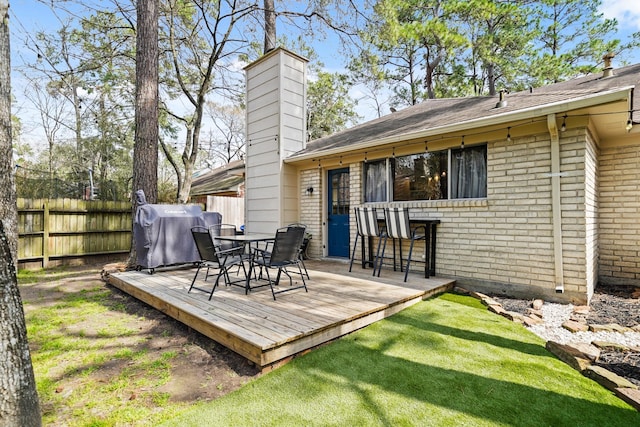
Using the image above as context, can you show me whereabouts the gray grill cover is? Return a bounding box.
[133,190,222,270]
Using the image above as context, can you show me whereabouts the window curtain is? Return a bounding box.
[365,161,387,202]
[451,146,487,198]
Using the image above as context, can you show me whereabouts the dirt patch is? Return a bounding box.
[20,263,260,422]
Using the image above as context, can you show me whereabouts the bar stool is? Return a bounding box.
[349,207,385,274]
[380,207,426,282]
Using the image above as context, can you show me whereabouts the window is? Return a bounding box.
[364,160,387,202]
[451,145,487,199]
[392,152,448,201]
[362,144,487,201]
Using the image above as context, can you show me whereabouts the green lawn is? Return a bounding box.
[164,293,640,426]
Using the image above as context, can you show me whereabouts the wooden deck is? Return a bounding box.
[106,259,455,369]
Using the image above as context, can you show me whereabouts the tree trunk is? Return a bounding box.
[0,2,42,424]
[129,0,159,268]
[264,0,276,53]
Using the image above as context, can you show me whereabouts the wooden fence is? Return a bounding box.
[17,198,132,269]
[205,195,244,229]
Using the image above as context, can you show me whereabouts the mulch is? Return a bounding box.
[588,285,640,387]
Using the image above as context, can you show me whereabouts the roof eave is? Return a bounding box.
[284,86,633,163]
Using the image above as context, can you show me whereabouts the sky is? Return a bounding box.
[7,0,640,153]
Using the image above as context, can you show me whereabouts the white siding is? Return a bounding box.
[244,48,307,234]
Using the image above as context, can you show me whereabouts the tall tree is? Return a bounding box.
[306,71,360,140]
[128,0,159,267]
[204,101,246,165]
[529,0,625,85]
[264,0,276,52]
[0,1,42,424]
[132,0,159,204]
[159,0,256,203]
[369,0,467,101]
[18,8,137,201]
[455,0,534,95]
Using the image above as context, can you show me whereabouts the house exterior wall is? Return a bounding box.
[584,129,600,299]
[599,143,640,287]
[300,168,322,258]
[335,128,595,304]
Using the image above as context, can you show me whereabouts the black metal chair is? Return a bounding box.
[189,226,248,300]
[379,207,426,282]
[287,223,310,279]
[349,207,386,275]
[252,226,308,300]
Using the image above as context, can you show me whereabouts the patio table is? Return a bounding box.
[214,233,275,293]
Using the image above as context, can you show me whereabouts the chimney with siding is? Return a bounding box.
[243,48,308,233]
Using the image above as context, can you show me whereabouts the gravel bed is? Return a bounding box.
[525,301,640,348]
[494,288,640,387]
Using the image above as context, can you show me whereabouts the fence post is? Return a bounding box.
[43,200,49,268]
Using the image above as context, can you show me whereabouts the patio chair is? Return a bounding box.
[210,223,247,260]
[189,226,249,300]
[252,226,308,300]
[349,207,386,275]
[287,223,310,279]
[380,207,426,282]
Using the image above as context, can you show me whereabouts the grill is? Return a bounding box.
[133,190,222,273]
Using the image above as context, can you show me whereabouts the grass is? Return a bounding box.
[19,267,190,426]
[20,265,640,426]
[164,293,640,427]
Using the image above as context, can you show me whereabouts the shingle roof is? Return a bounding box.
[190,159,245,196]
[289,63,640,159]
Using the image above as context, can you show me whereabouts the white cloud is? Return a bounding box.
[600,0,640,30]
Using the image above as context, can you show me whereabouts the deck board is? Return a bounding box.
[107,260,455,368]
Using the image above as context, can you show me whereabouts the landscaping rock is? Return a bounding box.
[616,388,640,411]
[525,308,543,318]
[589,323,631,333]
[545,341,592,371]
[523,315,544,327]
[532,299,544,310]
[501,311,525,323]
[583,365,638,390]
[573,305,590,315]
[569,342,601,362]
[562,319,589,333]
[592,341,630,352]
[487,304,506,315]
[471,291,490,301]
[482,297,502,307]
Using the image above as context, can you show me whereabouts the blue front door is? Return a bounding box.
[327,168,350,257]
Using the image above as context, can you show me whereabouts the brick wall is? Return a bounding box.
[298,128,600,303]
[584,129,599,298]
[599,143,640,286]
[300,168,323,258]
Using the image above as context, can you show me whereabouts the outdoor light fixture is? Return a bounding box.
[507,127,512,142]
[561,114,567,132]
[626,111,633,132]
